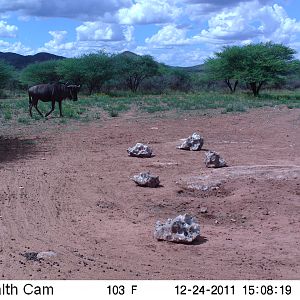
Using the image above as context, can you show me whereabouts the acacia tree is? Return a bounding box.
[113,54,160,92]
[167,68,192,92]
[80,52,113,95]
[0,60,15,90]
[56,58,85,85]
[20,60,60,86]
[56,52,114,94]
[205,43,297,96]
[238,43,296,96]
[204,46,243,93]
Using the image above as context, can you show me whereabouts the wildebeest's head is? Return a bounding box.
[67,85,80,101]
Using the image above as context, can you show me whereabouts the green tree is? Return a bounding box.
[205,43,296,96]
[79,52,113,95]
[20,60,60,86]
[204,46,242,93]
[167,68,192,92]
[286,59,300,89]
[113,54,160,92]
[0,60,15,90]
[238,43,296,96]
[56,58,85,85]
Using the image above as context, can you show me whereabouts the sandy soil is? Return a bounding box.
[0,107,299,280]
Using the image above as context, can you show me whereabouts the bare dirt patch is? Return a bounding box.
[0,107,299,279]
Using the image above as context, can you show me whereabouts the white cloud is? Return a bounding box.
[258,4,300,43]
[145,24,189,46]
[142,1,300,65]
[43,31,75,50]
[0,20,17,37]
[37,30,75,56]
[135,44,211,66]
[76,22,133,42]
[118,0,182,24]
[0,39,33,54]
[191,2,300,45]
[192,2,262,43]
[37,27,136,58]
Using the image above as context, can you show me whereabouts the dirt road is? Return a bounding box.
[0,107,299,279]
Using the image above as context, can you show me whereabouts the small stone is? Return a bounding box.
[200,207,208,214]
[242,216,247,219]
[21,252,39,261]
[21,251,57,261]
[154,214,200,243]
[127,143,153,158]
[204,150,227,168]
[132,172,160,188]
[177,133,204,151]
[37,251,57,259]
[230,218,236,222]
[215,220,219,224]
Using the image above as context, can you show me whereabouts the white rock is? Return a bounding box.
[127,143,153,158]
[36,251,57,259]
[177,133,204,151]
[204,150,227,168]
[132,172,160,188]
[200,207,208,214]
[154,214,200,243]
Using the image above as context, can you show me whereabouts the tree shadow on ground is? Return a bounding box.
[0,137,41,164]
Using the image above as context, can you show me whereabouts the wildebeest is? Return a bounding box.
[28,83,80,118]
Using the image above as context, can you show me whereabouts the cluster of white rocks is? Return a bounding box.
[127,132,228,244]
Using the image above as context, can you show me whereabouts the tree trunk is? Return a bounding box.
[250,81,264,97]
[257,81,264,96]
[233,80,238,92]
[250,82,258,97]
[224,79,238,93]
[127,77,134,92]
[88,85,93,95]
[224,79,233,92]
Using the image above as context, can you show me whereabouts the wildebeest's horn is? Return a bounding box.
[65,82,69,86]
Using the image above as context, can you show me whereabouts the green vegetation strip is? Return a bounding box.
[1,91,300,125]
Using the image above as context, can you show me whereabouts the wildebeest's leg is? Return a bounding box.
[30,97,43,118]
[45,100,56,117]
[34,101,44,117]
[29,102,33,117]
[29,94,33,117]
[58,101,63,117]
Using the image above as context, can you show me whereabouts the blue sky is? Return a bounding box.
[0,0,300,66]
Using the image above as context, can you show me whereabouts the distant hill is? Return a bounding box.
[0,50,204,72]
[117,51,140,58]
[117,51,204,73]
[0,52,65,69]
[169,64,205,73]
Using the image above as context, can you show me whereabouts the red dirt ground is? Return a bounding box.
[0,107,299,279]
